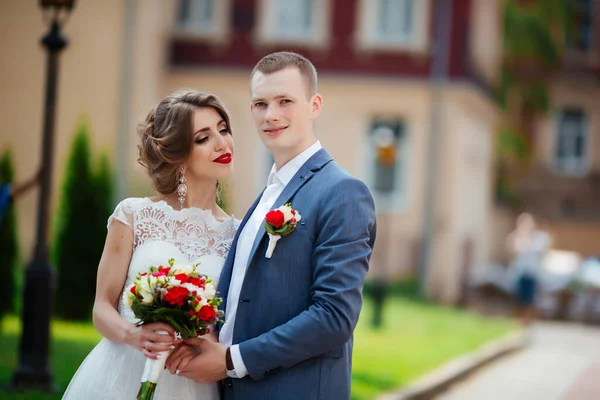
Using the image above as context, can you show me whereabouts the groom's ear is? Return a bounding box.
[310,93,323,120]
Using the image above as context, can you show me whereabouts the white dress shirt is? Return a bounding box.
[219,141,323,378]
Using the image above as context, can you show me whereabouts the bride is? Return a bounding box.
[63,89,238,399]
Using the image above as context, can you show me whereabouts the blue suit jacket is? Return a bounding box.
[218,148,377,400]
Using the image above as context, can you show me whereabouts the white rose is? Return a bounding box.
[172,262,194,275]
[121,290,133,308]
[181,282,201,293]
[139,275,157,305]
[203,282,217,299]
[139,289,154,305]
[169,278,182,287]
[140,275,157,292]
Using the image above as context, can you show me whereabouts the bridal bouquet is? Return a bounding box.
[122,258,223,400]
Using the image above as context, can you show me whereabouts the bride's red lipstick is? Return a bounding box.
[213,153,232,164]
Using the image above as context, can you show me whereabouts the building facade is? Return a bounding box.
[517,0,600,257]
[2,0,508,304]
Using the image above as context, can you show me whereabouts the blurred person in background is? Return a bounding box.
[506,212,552,326]
[0,170,40,223]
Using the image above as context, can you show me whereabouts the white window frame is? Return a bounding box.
[255,0,332,47]
[355,0,431,53]
[553,108,590,177]
[173,0,232,42]
[360,119,411,213]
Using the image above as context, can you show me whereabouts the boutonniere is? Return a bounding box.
[264,203,302,258]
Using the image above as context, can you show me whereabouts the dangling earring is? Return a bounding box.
[177,168,187,210]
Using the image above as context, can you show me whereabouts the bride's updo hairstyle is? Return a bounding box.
[137,89,232,194]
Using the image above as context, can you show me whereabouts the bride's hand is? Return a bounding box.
[165,343,201,375]
[125,322,178,360]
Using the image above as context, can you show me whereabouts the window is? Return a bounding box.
[177,0,215,31]
[256,0,331,46]
[568,0,593,51]
[365,120,408,211]
[174,0,231,40]
[277,0,315,40]
[377,0,415,43]
[555,109,588,175]
[356,0,430,51]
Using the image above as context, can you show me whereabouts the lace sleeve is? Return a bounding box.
[107,198,135,230]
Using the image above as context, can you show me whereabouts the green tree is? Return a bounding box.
[53,121,114,320]
[495,0,574,204]
[0,149,19,319]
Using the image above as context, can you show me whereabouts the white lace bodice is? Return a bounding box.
[108,197,239,322]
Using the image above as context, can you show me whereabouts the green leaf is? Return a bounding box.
[131,302,200,338]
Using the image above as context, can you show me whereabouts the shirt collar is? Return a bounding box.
[267,141,322,187]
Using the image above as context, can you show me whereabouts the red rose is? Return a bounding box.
[197,305,217,322]
[164,286,190,307]
[174,273,189,283]
[152,270,168,277]
[129,285,136,295]
[266,210,285,228]
[188,277,205,288]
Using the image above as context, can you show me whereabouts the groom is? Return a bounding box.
[170,51,376,399]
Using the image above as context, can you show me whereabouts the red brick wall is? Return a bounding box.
[170,0,475,80]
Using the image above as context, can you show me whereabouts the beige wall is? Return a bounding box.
[125,0,178,197]
[0,1,186,258]
[1,1,501,306]
[0,0,126,259]
[428,86,498,303]
[469,0,502,85]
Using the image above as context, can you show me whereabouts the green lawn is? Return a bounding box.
[351,297,515,399]
[0,296,515,400]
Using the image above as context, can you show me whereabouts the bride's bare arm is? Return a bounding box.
[92,220,177,359]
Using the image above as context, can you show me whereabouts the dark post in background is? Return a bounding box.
[10,0,75,391]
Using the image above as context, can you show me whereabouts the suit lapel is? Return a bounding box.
[245,148,334,264]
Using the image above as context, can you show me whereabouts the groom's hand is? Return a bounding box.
[165,343,200,375]
[177,337,227,383]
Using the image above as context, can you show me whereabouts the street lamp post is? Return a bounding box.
[10,0,75,391]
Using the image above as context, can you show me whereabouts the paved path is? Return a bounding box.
[436,322,600,400]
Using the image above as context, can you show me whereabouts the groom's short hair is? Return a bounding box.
[251,51,318,98]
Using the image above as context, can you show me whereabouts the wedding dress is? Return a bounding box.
[62,197,239,400]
